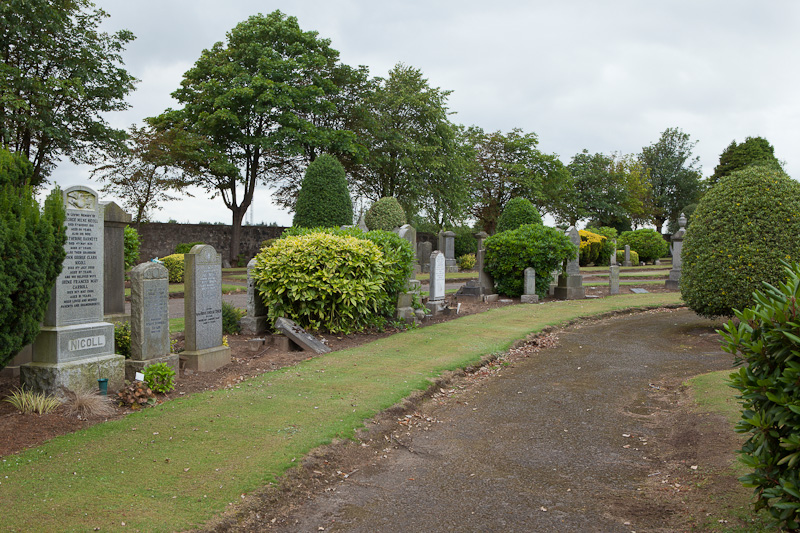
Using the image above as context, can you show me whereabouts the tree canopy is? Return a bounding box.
[709,136,781,186]
[0,0,137,187]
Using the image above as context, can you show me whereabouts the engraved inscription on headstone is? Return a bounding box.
[430,251,446,301]
[130,262,170,360]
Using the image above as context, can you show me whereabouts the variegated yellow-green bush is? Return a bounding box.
[160,254,185,283]
[252,233,389,333]
[579,229,606,266]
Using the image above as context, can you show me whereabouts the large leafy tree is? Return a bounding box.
[709,136,781,186]
[465,127,567,234]
[349,63,467,222]
[90,125,186,225]
[0,0,137,187]
[149,11,361,262]
[638,127,704,234]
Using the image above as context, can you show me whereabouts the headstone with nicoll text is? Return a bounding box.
[22,186,124,396]
[126,261,178,380]
[182,244,231,371]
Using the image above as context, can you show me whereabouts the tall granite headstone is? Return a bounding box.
[554,226,585,300]
[426,251,447,315]
[521,267,539,303]
[102,201,131,322]
[609,265,620,295]
[623,245,633,267]
[610,239,618,266]
[240,259,268,334]
[395,224,419,276]
[438,230,458,273]
[418,241,432,273]
[183,245,231,371]
[127,262,178,379]
[665,213,687,290]
[22,186,124,396]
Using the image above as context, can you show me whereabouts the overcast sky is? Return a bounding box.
[52,0,800,226]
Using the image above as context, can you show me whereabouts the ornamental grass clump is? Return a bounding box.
[682,164,800,318]
[721,261,800,530]
[252,232,391,333]
[484,224,575,298]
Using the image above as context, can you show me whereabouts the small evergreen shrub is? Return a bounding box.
[495,197,542,233]
[578,229,606,266]
[721,262,800,529]
[457,253,476,271]
[616,249,639,265]
[175,242,204,254]
[252,233,390,333]
[160,254,185,283]
[617,229,668,264]
[682,164,800,318]
[364,197,406,231]
[293,154,353,228]
[222,301,245,334]
[123,226,140,270]
[143,362,176,394]
[114,321,132,359]
[585,226,618,266]
[484,224,576,298]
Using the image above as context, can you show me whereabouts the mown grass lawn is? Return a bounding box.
[1,292,681,532]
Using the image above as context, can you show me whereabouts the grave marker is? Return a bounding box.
[521,267,539,303]
[554,226,585,300]
[665,213,687,290]
[102,201,131,322]
[418,241,432,273]
[438,230,458,273]
[609,265,620,295]
[240,259,268,334]
[623,245,632,267]
[426,251,447,315]
[274,317,331,354]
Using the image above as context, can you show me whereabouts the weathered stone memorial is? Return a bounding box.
[455,231,492,302]
[476,231,497,302]
[127,262,178,379]
[182,245,230,371]
[102,201,131,322]
[611,240,618,266]
[438,230,458,273]
[609,265,620,295]
[395,224,419,275]
[22,186,124,396]
[549,268,559,297]
[240,259,268,335]
[665,213,687,290]
[623,245,633,267]
[418,241,432,273]
[274,317,331,354]
[521,267,539,303]
[426,251,447,315]
[554,226,585,300]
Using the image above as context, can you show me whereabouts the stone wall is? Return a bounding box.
[136,223,286,264]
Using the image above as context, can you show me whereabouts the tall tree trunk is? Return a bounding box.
[229,206,246,265]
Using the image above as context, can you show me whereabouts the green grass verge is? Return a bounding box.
[586,272,669,279]
[584,279,667,287]
[125,284,244,297]
[0,292,681,532]
[686,371,774,531]
[581,264,671,272]
[169,317,184,334]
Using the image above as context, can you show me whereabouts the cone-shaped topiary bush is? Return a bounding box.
[293,154,353,228]
[682,164,800,318]
[364,197,406,231]
[495,197,542,233]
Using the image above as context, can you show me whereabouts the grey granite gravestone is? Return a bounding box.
[395,225,419,275]
[274,317,331,354]
[665,213,687,290]
[101,201,131,322]
[521,267,539,303]
[610,239,618,266]
[549,269,559,297]
[418,241,432,273]
[554,226,585,300]
[438,230,458,273]
[240,259,268,334]
[475,231,496,300]
[126,262,178,380]
[182,244,230,371]
[426,251,448,315]
[609,265,620,295]
[456,231,493,302]
[623,245,633,267]
[21,186,124,396]
[630,288,649,294]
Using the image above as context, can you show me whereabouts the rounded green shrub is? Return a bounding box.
[682,164,800,318]
[160,254,185,283]
[143,362,176,393]
[585,226,618,266]
[495,197,542,233]
[364,197,406,231]
[123,226,140,270]
[453,226,478,258]
[617,229,668,264]
[252,232,395,333]
[484,224,576,298]
[721,262,800,529]
[578,229,605,266]
[175,241,204,254]
[616,249,639,265]
[457,253,476,271]
[293,154,353,228]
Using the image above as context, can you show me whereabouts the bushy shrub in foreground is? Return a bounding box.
[484,224,575,298]
[364,197,406,231]
[585,226,618,266]
[617,228,668,264]
[682,164,800,318]
[293,154,353,228]
[160,254,184,283]
[721,262,800,530]
[495,197,542,233]
[578,229,606,266]
[253,232,405,333]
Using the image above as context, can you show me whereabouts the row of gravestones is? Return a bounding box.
[16,186,231,397]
